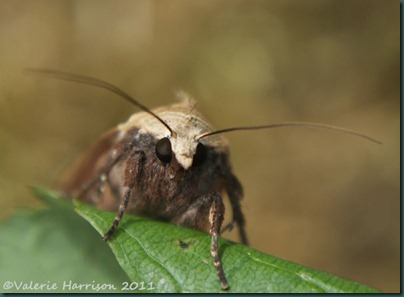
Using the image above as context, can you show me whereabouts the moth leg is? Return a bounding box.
[103,150,145,240]
[174,192,229,290]
[224,173,248,246]
[209,192,229,290]
[174,195,213,227]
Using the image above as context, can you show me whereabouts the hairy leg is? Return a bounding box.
[103,150,145,240]
[175,192,229,290]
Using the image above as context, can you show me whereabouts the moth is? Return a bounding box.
[26,68,380,290]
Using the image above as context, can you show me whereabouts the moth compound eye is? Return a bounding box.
[192,142,207,167]
[156,137,172,163]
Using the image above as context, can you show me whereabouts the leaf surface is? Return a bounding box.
[0,188,129,293]
[72,191,380,293]
[0,188,382,293]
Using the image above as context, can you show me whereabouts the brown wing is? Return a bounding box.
[57,128,119,195]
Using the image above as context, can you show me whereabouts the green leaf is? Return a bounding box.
[1,188,382,293]
[0,187,129,293]
[72,192,381,293]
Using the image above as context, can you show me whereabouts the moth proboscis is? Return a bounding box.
[26,68,380,290]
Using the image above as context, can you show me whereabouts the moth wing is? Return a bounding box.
[57,128,119,195]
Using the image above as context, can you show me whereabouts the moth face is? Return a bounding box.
[152,116,210,169]
[118,97,228,170]
[155,135,207,170]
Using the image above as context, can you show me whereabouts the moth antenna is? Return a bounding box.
[24,68,175,136]
[197,122,381,144]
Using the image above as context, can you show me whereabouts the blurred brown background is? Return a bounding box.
[0,0,399,292]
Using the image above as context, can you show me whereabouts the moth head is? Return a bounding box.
[146,99,222,170]
[116,97,222,170]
